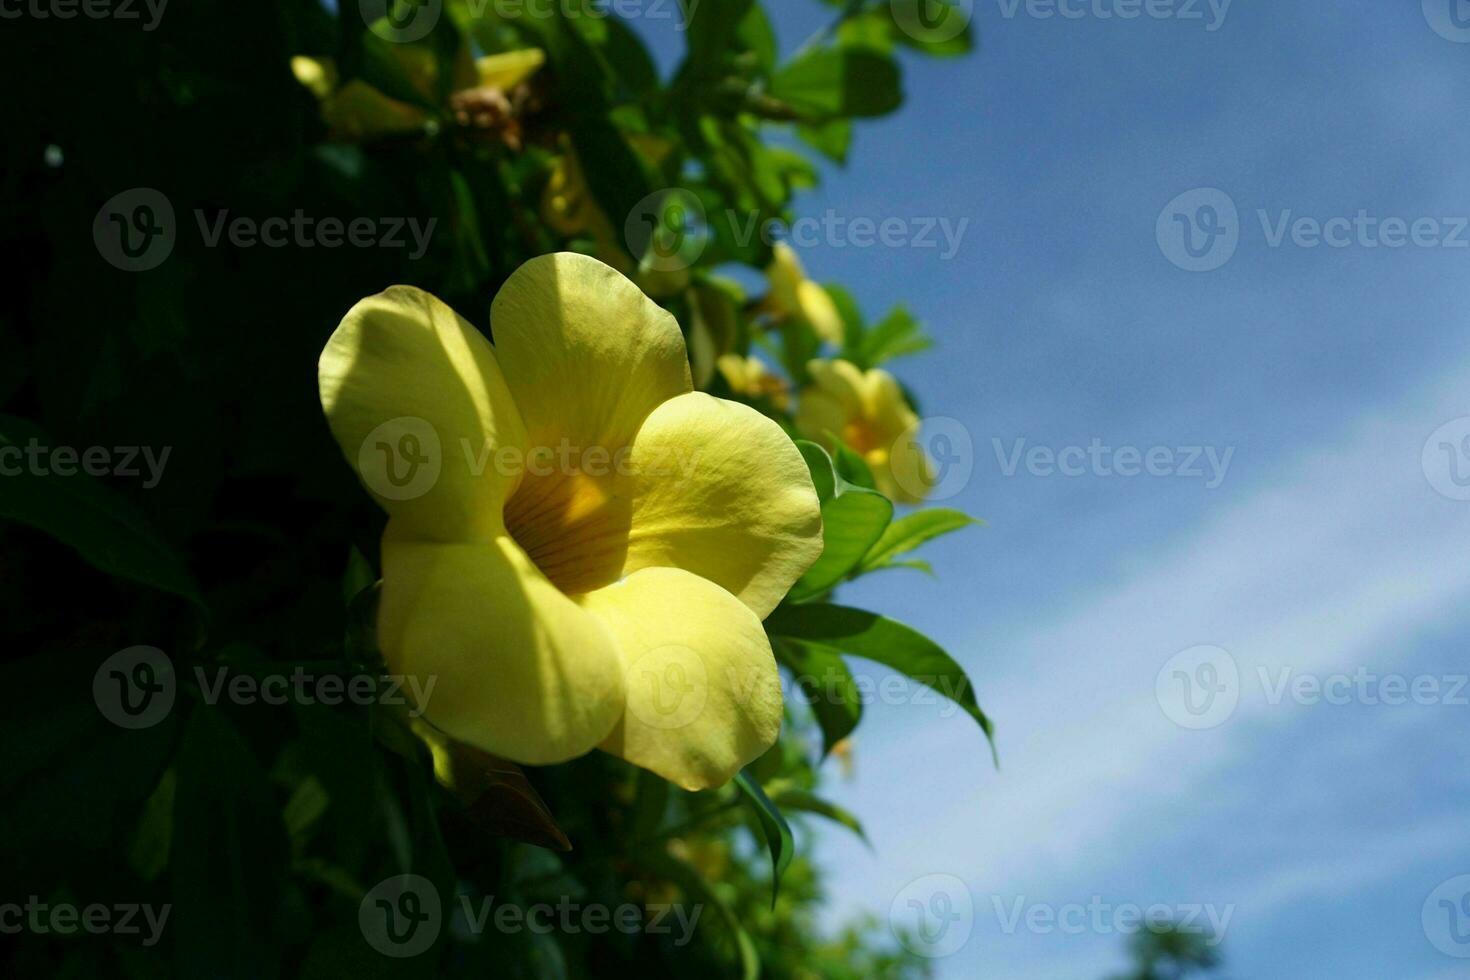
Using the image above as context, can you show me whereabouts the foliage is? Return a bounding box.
[1106,923,1226,980]
[1,0,986,976]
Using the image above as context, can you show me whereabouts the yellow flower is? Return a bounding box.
[540,146,631,269]
[290,48,544,142]
[765,242,844,346]
[796,359,931,505]
[291,55,429,141]
[318,253,823,790]
[716,354,790,411]
[473,49,545,91]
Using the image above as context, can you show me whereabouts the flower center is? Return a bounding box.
[842,417,883,455]
[502,459,630,596]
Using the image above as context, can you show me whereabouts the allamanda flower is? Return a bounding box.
[290,48,544,143]
[319,253,823,790]
[796,358,932,505]
[717,354,790,411]
[765,242,844,346]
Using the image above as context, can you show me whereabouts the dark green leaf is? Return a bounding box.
[766,604,996,761]
[773,637,862,757]
[173,709,290,980]
[0,415,203,609]
[733,769,794,907]
[643,851,759,980]
[768,786,869,846]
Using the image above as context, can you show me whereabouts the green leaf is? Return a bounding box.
[795,440,837,500]
[769,47,903,120]
[643,852,759,980]
[796,119,853,164]
[765,604,996,762]
[173,709,290,980]
[790,441,892,600]
[887,0,976,57]
[0,415,203,610]
[767,785,869,846]
[857,305,932,367]
[733,769,794,908]
[357,20,461,109]
[871,557,934,576]
[778,315,822,386]
[600,16,660,97]
[676,0,755,83]
[831,440,877,491]
[568,118,654,253]
[773,637,862,757]
[0,649,177,891]
[736,3,779,72]
[861,508,982,572]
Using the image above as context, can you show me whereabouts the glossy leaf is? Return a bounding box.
[790,441,892,600]
[861,508,982,572]
[766,603,996,761]
[768,785,870,846]
[734,769,795,907]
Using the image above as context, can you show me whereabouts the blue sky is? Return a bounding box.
[646,1,1470,976]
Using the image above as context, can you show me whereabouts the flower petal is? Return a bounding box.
[796,358,865,445]
[620,392,822,618]
[863,368,917,434]
[765,242,806,315]
[379,526,625,765]
[321,81,429,140]
[490,253,691,451]
[883,431,932,505]
[319,286,525,541]
[797,280,844,345]
[581,567,783,790]
[864,369,930,504]
[476,49,545,90]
